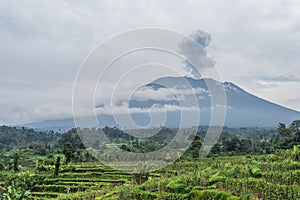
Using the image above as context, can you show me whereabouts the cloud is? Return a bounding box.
[95,102,200,115]
[96,83,209,106]
[1,0,300,124]
[259,75,300,83]
[0,103,72,125]
[0,82,73,124]
[250,81,279,90]
[130,87,176,102]
[178,30,215,78]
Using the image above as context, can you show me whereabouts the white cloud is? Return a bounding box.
[130,87,176,102]
[95,84,209,106]
[95,102,200,115]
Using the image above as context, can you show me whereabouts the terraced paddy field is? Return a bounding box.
[28,164,132,199]
[1,153,300,199]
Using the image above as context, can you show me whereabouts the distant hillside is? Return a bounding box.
[0,125,58,152]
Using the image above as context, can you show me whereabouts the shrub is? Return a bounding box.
[166,178,187,193]
[188,189,242,200]
[250,166,262,178]
[209,172,227,185]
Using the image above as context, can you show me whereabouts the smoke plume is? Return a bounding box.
[179,30,215,78]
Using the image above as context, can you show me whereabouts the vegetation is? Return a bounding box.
[0,120,299,199]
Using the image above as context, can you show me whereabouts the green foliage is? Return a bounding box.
[29,192,58,198]
[188,189,241,200]
[292,145,300,161]
[290,120,300,136]
[0,153,299,200]
[35,155,55,172]
[277,120,300,140]
[0,181,31,200]
[0,126,58,154]
[184,136,202,158]
[278,123,291,137]
[0,122,300,200]
[60,164,76,172]
[166,178,187,193]
[57,128,84,150]
[0,171,41,200]
[250,166,262,178]
[32,184,89,193]
[209,172,227,185]
[0,164,4,171]
[13,152,19,172]
[54,156,60,177]
[95,191,118,200]
[62,142,74,164]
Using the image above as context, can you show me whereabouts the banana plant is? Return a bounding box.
[0,181,30,200]
[292,145,300,161]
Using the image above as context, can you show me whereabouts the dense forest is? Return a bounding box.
[0,120,299,199]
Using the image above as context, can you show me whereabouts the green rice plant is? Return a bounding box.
[30,192,59,198]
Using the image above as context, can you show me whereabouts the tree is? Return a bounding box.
[13,152,19,172]
[223,136,241,153]
[290,120,300,137]
[54,156,61,177]
[184,136,202,158]
[62,142,74,164]
[57,129,84,150]
[210,143,222,156]
[277,123,291,138]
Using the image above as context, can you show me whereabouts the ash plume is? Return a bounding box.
[179,30,215,78]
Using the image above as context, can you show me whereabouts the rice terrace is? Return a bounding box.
[0,124,300,199]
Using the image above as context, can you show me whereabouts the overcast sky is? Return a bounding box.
[1,0,300,125]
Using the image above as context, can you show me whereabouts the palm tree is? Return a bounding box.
[277,123,291,138]
[290,120,300,134]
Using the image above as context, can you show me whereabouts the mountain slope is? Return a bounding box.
[23,76,300,131]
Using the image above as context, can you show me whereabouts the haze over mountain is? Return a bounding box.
[23,76,300,131]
